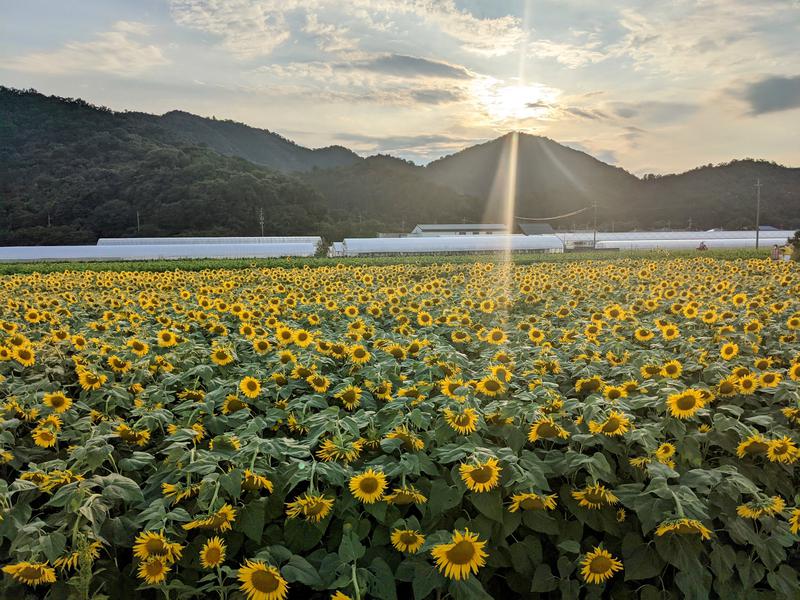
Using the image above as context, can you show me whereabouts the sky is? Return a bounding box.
[2,0,799,174]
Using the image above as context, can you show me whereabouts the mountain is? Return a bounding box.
[424,133,800,230]
[0,87,329,245]
[424,133,642,225]
[154,110,361,172]
[1,86,798,245]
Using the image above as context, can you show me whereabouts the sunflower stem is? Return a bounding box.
[670,489,685,518]
[351,563,361,600]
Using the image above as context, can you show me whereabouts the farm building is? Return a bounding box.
[409,223,509,236]
[97,236,322,246]
[340,234,564,257]
[558,230,795,251]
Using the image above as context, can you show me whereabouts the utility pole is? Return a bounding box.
[258,207,265,237]
[755,178,762,248]
[592,199,597,249]
[136,210,140,233]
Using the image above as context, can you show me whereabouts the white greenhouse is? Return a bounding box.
[97,236,322,246]
[557,230,795,251]
[341,235,564,257]
[0,242,319,263]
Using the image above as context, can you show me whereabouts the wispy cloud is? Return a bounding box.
[4,21,168,76]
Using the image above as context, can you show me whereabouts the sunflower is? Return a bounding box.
[443,407,479,435]
[528,417,570,443]
[238,560,289,600]
[508,492,557,512]
[571,483,618,509]
[316,438,364,463]
[766,436,799,463]
[307,374,331,393]
[222,395,248,415]
[1,561,57,586]
[43,391,72,414]
[430,529,488,580]
[655,442,676,462]
[157,330,178,347]
[475,376,505,397]
[602,385,627,401]
[759,371,782,388]
[459,458,502,493]
[183,504,237,532]
[575,375,604,394]
[789,508,800,534]
[720,342,739,360]
[331,592,352,600]
[239,376,261,399]
[736,434,769,458]
[385,425,425,451]
[782,407,800,425]
[588,411,631,437]
[77,369,107,391]
[384,485,427,505]
[138,557,170,584]
[666,389,705,419]
[210,346,234,366]
[580,547,623,584]
[716,376,739,397]
[655,518,712,540]
[133,531,184,564]
[285,493,334,522]
[335,385,362,410]
[349,345,371,365]
[484,328,507,345]
[200,537,226,569]
[349,468,388,503]
[390,528,426,553]
[32,427,57,448]
[439,377,468,401]
[54,541,103,570]
[12,346,35,367]
[736,496,785,519]
[243,470,274,493]
[660,359,683,378]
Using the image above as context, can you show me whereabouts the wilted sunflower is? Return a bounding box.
[655,518,712,540]
[736,434,769,458]
[737,496,786,519]
[243,470,274,493]
[385,425,424,451]
[183,503,237,532]
[789,508,800,534]
[54,541,103,570]
[579,547,623,584]
[666,389,705,419]
[348,468,388,503]
[508,492,557,512]
[572,483,619,509]
[2,561,57,586]
[431,529,488,580]
[459,458,502,493]
[443,407,479,435]
[390,528,425,553]
[316,438,364,463]
[285,493,334,522]
[238,560,288,600]
[200,537,226,569]
[384,485,427,505]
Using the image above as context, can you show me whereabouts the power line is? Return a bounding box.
[515,206,591,221]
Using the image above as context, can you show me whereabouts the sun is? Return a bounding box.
[472,77,560,124]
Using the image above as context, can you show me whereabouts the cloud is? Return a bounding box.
[168,0,523,60]
[4,21,168,76]
[352,54,471,79]
[562,106,609,121]
[738,75,800,115]
[610,101,698,123]
[528,35,608,69]
[333,131,484,161]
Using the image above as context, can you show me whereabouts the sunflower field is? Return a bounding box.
[1,257,799,600]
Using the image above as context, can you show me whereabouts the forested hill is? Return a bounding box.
[424,133,800,230]
[154,110,361,172]
[1,86,799,245]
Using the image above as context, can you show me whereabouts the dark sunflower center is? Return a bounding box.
[359,477,379,494]
[520,497,544,510]
[205,548,221,563]
[537,422,558,437]
[400,532,418,544]
[305,500,326,515]
[469,465,495,484]
[589,556,612,574]
[602,418,621,432]
[446,540,476,565]
[19,565,44,580]
[251,570,279,593]
[676,395,696,410]
[145,538,166,554]
[146,560,165,576]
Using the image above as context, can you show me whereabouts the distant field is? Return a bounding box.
[0,248,773,275]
